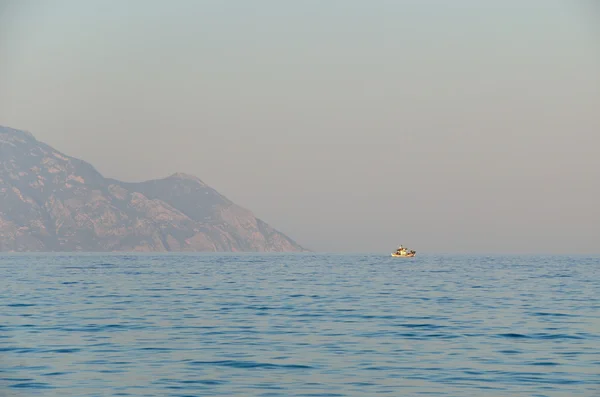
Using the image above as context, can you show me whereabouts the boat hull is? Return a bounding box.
[391,253,415,257]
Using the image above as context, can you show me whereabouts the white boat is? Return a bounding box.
[391,245,416,257]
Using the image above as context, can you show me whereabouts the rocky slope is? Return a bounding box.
[0,125,306,252]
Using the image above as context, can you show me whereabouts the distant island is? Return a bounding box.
[0,125,307,252]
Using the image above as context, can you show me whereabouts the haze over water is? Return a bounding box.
[2,253,599,396]
[1,1,599,254]
[2,2,599,396]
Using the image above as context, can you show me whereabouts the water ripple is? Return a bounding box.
[1,253,599,396]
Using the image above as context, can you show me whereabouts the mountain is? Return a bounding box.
[0,125,307,252]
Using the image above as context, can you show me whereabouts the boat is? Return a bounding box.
[391,245,416,257]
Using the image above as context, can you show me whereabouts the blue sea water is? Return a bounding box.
[1,253,599,396]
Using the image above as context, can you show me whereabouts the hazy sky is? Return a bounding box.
[1,1,598,254]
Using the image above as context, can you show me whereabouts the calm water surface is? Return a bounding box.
[1,253,599,396]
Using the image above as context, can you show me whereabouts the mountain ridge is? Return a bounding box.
[0,125,307,252]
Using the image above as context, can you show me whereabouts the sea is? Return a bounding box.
[1,253,599,397]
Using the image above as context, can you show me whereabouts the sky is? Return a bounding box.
[0,0,599,254]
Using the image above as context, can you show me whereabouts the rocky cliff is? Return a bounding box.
[0,126,307,252]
